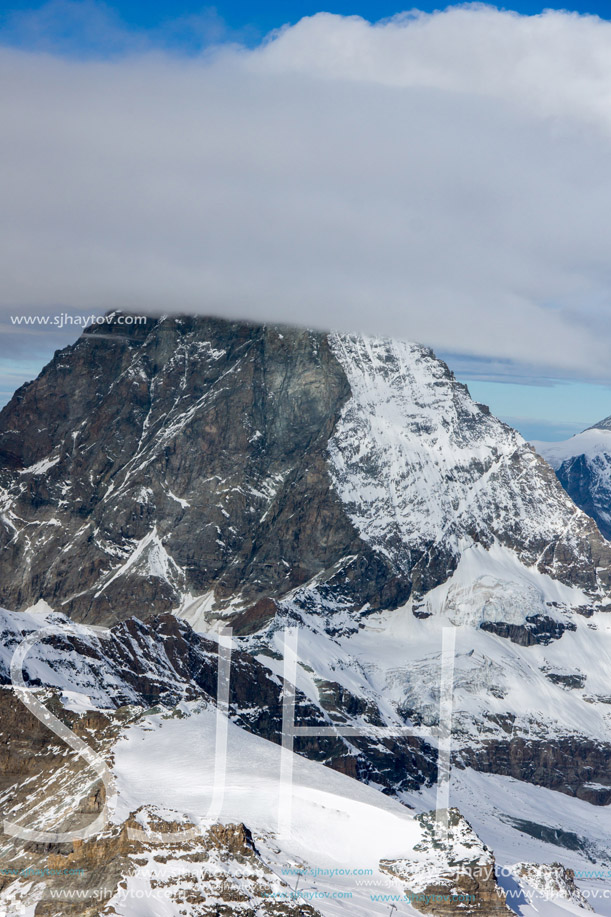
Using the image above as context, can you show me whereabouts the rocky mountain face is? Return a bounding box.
[0,316,410,624]
[1,315,610,627]
[2,314,611,916]
[533,420,611,540]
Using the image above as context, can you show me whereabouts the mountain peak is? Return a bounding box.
[0,316,610,627]
[586,413,611,432]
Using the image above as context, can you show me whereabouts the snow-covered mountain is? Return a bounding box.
[533,421,611,540]
[1,315,611,916]
[1,316,610,625]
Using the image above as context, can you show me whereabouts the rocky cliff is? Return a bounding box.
[1,315,610,627]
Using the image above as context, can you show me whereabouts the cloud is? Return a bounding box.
[2,4,611,379]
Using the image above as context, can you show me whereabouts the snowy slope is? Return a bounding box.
[0,604,183,710]
[111,702,424,917]
[422,770,611,916]
[327,334,611,600]
[245,542,611,750]
[4,548,611,910]
[109,702,601,916]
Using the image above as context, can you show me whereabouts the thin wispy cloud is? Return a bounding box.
[2,3,611,382]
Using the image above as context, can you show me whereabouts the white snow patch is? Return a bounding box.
[420,542,590,625]
[95,526,182,596]
[18,455,60,475]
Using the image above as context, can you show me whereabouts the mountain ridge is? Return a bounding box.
[1,314,611,627]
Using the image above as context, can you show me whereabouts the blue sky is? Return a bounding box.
[4,0,611,48]
[439,351,611,440]
[2,0,611,441]
[464,380,611,441]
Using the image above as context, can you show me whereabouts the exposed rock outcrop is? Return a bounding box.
[380,809,512,916]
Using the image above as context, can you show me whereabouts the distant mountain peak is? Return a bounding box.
[586,413,611,432]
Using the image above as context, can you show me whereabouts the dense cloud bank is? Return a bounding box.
[2,6,611,377]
